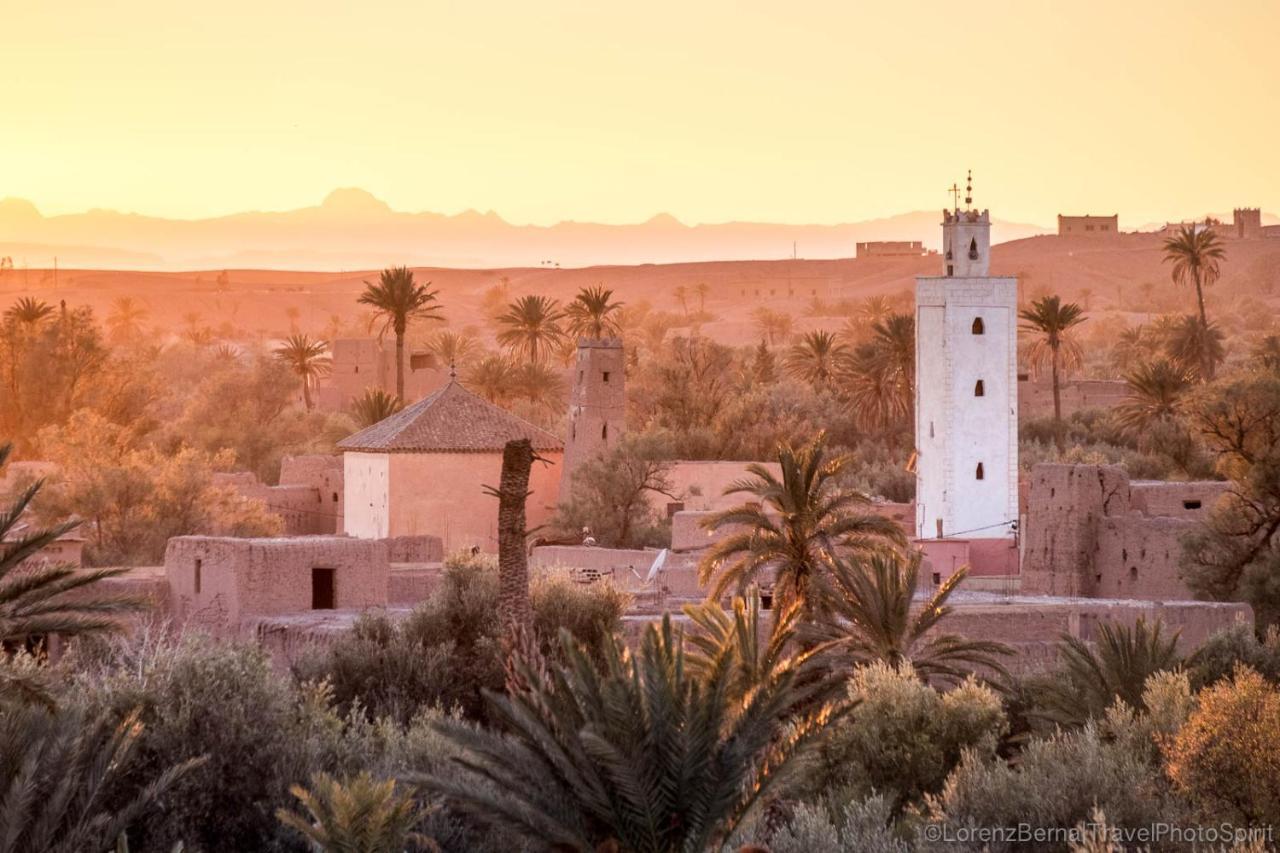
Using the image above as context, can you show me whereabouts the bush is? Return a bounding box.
[78,634,322,852]
[928,722,1177,849]
[746,795,911,853]
[1163,666,1280,826]
[70,630,496,853]
[295,551,627,723]
[806,663,1006,814]
[1188,624,1280,689]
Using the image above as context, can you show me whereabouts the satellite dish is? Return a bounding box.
[645,549,668,585]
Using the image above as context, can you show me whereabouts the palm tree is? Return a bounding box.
[783,330,849,389]
[491,439,534,642]
[0,444,141,674]
[684,590,832,707]
[3,296,55,329]
[1110,325,1152,374]
[1035,617,1180,727]
[694,281,710,313]
[1114,359,1193,436]
[510,361,565,412]
[273,333,331,410]
[1019,295,1087,443]
[105,297,149,344]
[0,704,201,853]
[277,772,437,853]
[673,285,690,319]
[416,616,843,853]
[868,313,915,393]
[358,267,443,399]
[564,285,624,341]
[426,330,478,372]
[465,355,516,404]
[1162,314,1226,381]
[349,388,404,427]
[844,313,916,432]
[855,295,893,326]
[698,433,906,629]
[1163,225,1226,380]
[809,549,1011,685]
[496,295,565,366]
[753,307,793,346]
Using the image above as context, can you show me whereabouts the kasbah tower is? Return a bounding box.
[914,173,1018,550]
[564,337,626,482]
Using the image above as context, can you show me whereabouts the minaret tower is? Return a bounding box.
[564,338,626,484]
[915,172,1018,549]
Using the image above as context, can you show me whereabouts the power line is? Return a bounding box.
[914,518,1018,542]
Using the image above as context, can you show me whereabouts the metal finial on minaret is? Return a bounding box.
[449,361,457,380]
[964,169,973,209]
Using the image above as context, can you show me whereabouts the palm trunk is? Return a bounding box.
[395,331,405,400]
[497,438,534,639]
[1193,272,1213,380]
[1051,346,1064,450]
[302,376,313,411]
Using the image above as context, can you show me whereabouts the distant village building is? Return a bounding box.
[1021,465,1231,599]
[1155,209,1276,239]
[856,240,928,259]
[2,525,85,569]
[338,379,563,553]
[1057,214,1118,236]
[1231,207,1262,239]
[213,454,344,535]
[316,338,450,411]
[915,180,1019,574]
[564,338,626,483]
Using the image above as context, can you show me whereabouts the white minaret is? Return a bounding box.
[915,173,1018,543]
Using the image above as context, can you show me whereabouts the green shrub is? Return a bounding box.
[295,551,627,723]
[927,722,1177,849]
[78,634,319,852]
[806,663,1006,814]
[72,631,498,853]
[746,795,910,853]
[1188,624,1280,689]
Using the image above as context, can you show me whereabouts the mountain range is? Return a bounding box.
[0,189,1053,271]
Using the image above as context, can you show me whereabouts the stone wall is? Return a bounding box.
[213,457,344,536]
[654,461,783,513]
[280,454,344,530]
[1018,376,1129,422]
[1021,464,1229,600]
[316,338,450,411]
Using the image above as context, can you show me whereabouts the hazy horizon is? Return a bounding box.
[4,0,1277,231]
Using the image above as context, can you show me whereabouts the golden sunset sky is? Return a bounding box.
[3,0,1277,227]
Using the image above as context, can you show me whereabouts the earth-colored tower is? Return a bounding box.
[564,338,626,484]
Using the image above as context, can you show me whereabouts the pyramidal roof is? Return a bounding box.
[337,380,563,454]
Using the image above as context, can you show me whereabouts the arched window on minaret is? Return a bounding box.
[602,423,608,440]
[968,237,979,260]
[971,317,985,335]
[975,462,985,480]
[974,379,985,397]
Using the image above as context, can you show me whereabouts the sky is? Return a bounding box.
[2,0,1277,228]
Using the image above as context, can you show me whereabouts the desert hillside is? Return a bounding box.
[3,230,1278,348]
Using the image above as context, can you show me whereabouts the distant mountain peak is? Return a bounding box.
[643,212,683,228]
[318,187,392,215]
[0,197,43,221]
